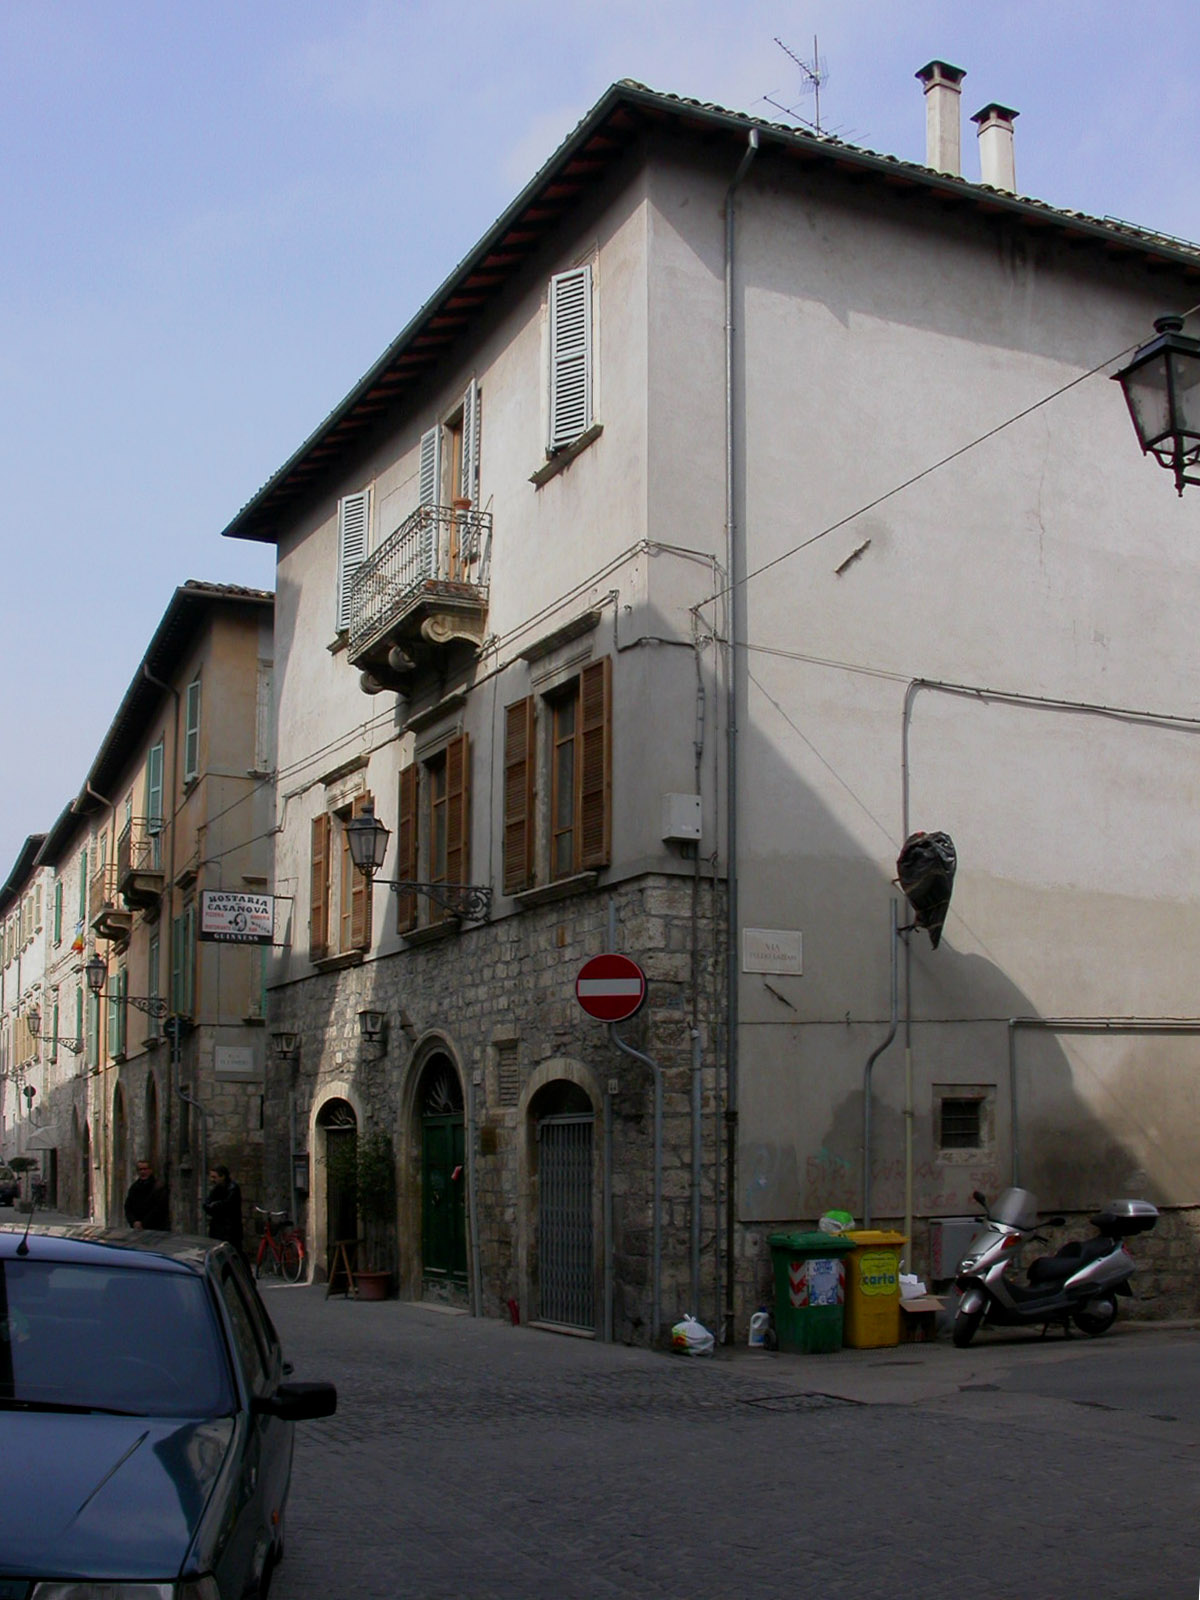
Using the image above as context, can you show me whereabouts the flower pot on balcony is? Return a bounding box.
[353,1269,392,1301]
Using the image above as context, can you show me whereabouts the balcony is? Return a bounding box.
[347,503,490,690]
[118,817,165,912]
[90,862,131,945]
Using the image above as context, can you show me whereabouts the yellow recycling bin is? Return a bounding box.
[842,1230,906,1348]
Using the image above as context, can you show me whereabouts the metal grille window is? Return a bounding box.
[940,1097,983,1149]
[537,1113,594,1330]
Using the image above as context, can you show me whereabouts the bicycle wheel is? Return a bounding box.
[282,1234,304,1284]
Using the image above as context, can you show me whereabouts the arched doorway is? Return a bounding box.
[144,1074,160,1176]
[419,1055,466,1289]
[81,1121,92,1220]
[317,1099,358,1261]
[531,1080,595,1330]
[111,1086,128,1220]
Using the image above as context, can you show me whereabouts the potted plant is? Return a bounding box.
[353,1130,396,1300]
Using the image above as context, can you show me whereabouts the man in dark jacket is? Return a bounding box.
[124,1160,169,1230]
[203,1165,244,1253]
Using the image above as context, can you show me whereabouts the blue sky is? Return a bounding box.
[2,0,1197,877]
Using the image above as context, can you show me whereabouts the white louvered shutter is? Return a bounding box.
[549,264,593,451]
[336,489,370,633]
[419,426,442,507]
[460,379,479,505]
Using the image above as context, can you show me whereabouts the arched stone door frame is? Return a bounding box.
[309,1082,364,1282]
[516,1058,604,1336]
[397,1035,468,1305]
[111,1085,129,1222]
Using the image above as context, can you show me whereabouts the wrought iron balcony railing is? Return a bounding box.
[117,816,165,907]
[348,503,491,671]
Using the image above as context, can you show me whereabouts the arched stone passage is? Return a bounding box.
[314,1096,359,1282]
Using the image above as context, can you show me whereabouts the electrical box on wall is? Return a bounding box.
[662,793,702,842]
[929,1216,980,1280]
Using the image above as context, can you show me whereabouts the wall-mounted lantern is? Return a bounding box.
[1113,315,1200,494]
[271,1030,300,1061]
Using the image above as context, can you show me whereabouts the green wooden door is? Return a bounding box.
[422,1115,466,1280]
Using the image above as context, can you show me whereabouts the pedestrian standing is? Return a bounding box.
[124,1159,169,1230]
[203,1165,245,1254]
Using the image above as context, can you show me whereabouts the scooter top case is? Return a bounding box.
[1091,1198,1158,1237]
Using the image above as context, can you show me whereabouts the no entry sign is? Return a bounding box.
[575,953,647,1022]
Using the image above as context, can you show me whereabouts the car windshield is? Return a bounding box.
[0,1259,236,1417]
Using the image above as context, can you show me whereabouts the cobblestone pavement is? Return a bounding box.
[263,1287,1200,1600]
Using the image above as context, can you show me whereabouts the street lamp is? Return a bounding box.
[1113,315,1200,494]
[25,1004,85,1055]
[83,954,168,1020]
[344,798,493,922]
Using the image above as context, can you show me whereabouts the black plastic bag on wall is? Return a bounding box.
[895,831,957,949]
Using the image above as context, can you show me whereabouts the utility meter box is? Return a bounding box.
[929,1216,981,1280]
[662,793,702,843]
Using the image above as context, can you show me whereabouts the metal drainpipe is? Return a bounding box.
[142,664,185,1221]
[862,900,901,1227]
[604,1085,614,1342]
[722,125,758,1347]
[609,1023,663,1343]
[690,628,707,1314]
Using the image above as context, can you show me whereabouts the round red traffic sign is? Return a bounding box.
[576,953,647,1022]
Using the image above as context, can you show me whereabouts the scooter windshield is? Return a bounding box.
[989,1187,1039,1229]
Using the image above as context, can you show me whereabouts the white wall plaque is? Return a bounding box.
[215,1045,261,1081]
[743,927,803,975]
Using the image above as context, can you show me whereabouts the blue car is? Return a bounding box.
[0,1224,336,1598]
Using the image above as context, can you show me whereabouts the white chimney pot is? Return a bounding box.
[972,102,1019,193]
[915,60,966,177]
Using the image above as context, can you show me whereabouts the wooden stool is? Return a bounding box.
[326,1238,361,1299]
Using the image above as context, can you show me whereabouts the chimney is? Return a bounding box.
[915,60,966,177]
[972,103,1019,192]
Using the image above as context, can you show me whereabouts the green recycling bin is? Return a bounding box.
[767,1231,856,1353]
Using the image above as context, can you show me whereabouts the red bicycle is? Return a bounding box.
[253,1206,306,1283]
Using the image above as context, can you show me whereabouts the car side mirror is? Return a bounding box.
[253,1380,338,1421]
[971,1190,987,1207]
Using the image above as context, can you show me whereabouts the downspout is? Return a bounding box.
[142,663,183,1221]
[722,125,759,1347]
[690,626,707,1314]
[862,899,901,1227]
[609,1023,663,1344]
[467,1071,483,1316]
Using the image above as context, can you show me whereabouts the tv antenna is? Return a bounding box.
[767,35,830,135]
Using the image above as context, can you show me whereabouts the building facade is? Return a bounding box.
[225,77,1200,1338]
[27,583,275,1231]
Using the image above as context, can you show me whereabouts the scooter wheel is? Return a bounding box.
[1072,1295,1117,1336]
[952,1305,983,1347]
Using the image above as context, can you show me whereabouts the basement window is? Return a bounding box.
[940,1098,982,1149]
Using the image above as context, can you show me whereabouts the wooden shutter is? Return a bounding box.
[184,678,201,784]
[549,265,592,451]
[503,698,535,895]
[444,734,470,918]
[349,792,375,951]
[579,657,611,870]
[396,763,419,933]
[309,813,331,961]
[460,380,479,505]
[336,489,370,633]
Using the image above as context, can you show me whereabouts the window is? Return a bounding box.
[336,489,371,634]
[254,662,275,773]
[78,849,88,923]
[49,997,60,1065]
[417,382,481,582]
[504,657,611,894]
[183,679,201,785]
[86,990,100,1071]
[108,966,128,1060]
[53,881,62,946]
[309,792,374,961]
[172,902,196,1016]
[548,265,593,452]
[146,741,165,867]
[395,735,470,934]
[934,1084,994,1161]
[147,933,161,1015]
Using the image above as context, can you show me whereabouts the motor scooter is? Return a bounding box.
[952,1186,1157,1347]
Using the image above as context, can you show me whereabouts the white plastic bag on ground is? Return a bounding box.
[900,1273,927,1299]
[671,1314,715,1355]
